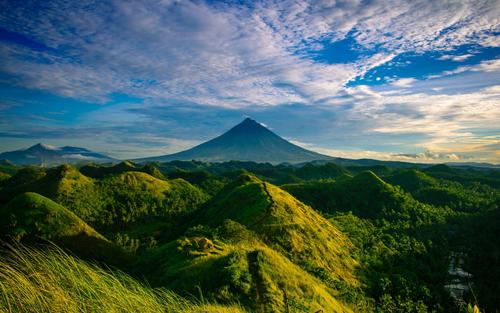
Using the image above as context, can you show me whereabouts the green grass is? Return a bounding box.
[0,192,129,265]
[200,174,358,285]
[137,233,355,312]
[0,244,245,313]
[132,174,364,311]
[0,192,103,240]
[0,172,11,182]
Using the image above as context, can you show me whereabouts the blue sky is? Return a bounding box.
[0,0,499,163]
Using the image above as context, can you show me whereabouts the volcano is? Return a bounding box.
[0,143,115,166]
[138,118,333,164]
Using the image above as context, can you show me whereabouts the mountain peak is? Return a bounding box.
[0,143,115,166]
[230,118,268,133]
[241,117,260,125]
[29,143,58,151]
[137,118,333,164]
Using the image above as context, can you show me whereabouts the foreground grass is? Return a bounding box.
[0,244,245,313]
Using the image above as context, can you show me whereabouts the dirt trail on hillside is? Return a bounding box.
[248,251,266,313]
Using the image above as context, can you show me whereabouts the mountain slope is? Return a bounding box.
[137,118,333,164]
[0,143,115,166]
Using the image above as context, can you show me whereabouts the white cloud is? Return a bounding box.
[0,0,499,162]
[391,78,417,88]
[0,0,498,107]
[61,153,102,160]
[430,59,500,78]
[438,54,474,62]
[290,142,473,164]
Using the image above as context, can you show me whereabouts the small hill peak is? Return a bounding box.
[351,170,386,186]
[28,143,58,151]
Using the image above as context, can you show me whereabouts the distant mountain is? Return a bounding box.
[0,143,115,166]
[445,161,500,169]
[137,118,333,164]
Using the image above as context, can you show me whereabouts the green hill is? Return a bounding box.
[384,169,439,192]
[201,174,358,285]
[138,234,354,312]
[0,167,46,202]
[39,164,101,221]
[79,160,137,178]
[283,171,413,219]
[168,169,228,196]
[80,161,166,180]
[136,175,361,312]
[98,171,209,229]
[385,169,499,212]
[0,165,103,222]
[282,180,338,214]
[0,192,126,263]
[0,166,209,237]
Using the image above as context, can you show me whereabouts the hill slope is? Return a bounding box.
[137,118,332,164]
[0,192,126,262]
[0,244,244,313]
[137,174,359,312]
[200,174,358,285]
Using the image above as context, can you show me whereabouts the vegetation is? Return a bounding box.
[0,160,498,312]
[0,244,245,313]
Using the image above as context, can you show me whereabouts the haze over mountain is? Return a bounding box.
[0,143,115,166]
[137,118,333,164]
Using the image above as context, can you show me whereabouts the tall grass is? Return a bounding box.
[0,244,244,313]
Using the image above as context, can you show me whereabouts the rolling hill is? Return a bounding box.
[0,192,127,263]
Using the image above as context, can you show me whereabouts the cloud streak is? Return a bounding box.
[0,0,499,162]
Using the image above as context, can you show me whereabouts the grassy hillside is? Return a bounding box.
[385,169,499,212]
[79,160,137,178]
[98,171,208,230]
[0,192,127,263]
[283,171,414,219]
[137,222,359,312]
[0,161,497,312]
[135,175,363,312]
[0,166,209,238]
[0,244,245,313]
[201,174,358,286]
[0,192,102,241]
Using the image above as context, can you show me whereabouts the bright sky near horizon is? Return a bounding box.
[0,0,499,163]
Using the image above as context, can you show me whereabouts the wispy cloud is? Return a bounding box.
[0,0,499,162]
[391,78,417,88]
[1,0,499,106]
[438,54,475,62]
